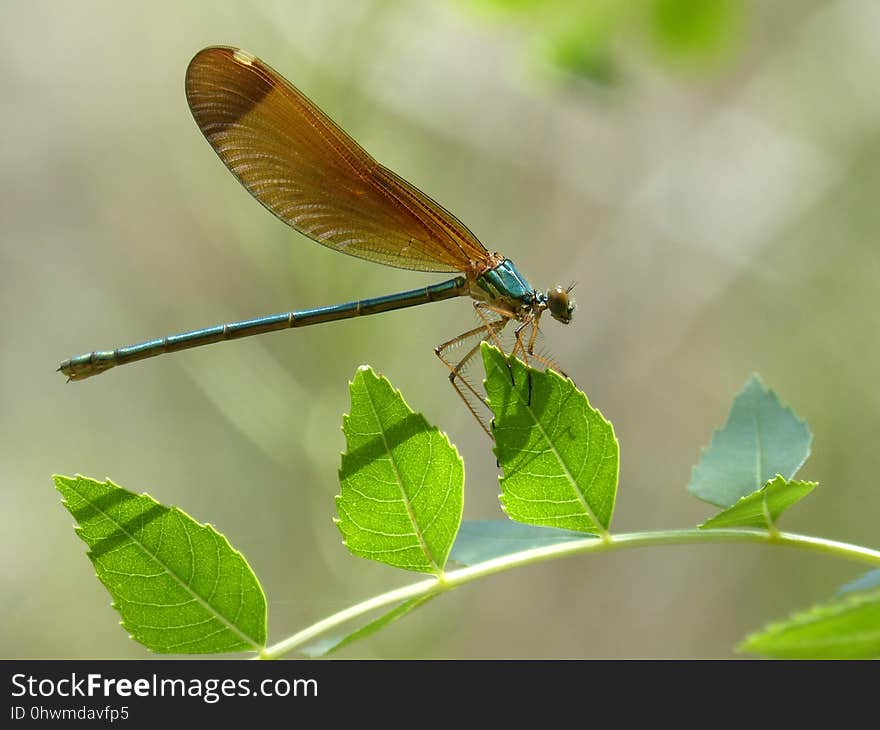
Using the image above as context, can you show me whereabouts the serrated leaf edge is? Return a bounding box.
[335,367,464,574]
[53,474,266,653]
[688,374,813,505]
[738,587,880,657]
[698,475,818,530]
[482,344,616,535]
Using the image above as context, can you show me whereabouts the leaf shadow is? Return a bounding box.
[67,488,166,560]
[490,357,556,474]
[340,412,436,481]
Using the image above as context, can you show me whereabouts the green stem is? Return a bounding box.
[259,528,880,659]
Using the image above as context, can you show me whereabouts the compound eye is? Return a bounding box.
[547,286,573,324]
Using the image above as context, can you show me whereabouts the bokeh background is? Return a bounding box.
[3,0,879,658]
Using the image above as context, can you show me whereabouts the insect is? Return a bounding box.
[58,46,574,436]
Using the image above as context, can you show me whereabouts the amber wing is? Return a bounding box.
[185,46,488,273]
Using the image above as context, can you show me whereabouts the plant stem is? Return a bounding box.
[259,528,880,659]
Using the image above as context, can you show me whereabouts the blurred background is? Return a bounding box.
[3,0,879,659]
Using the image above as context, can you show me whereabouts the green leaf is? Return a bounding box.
[698,476,816,530]
[301,595,437,657]
[648,0,743,58]
[54,474,266,654]
[545,32,617,85]
[740,589,880,659]
[481,344,618,534]
[336,366,464,574]
[465,0,550,15]
[688,374,812,508]
[450,520,588,565]
[542,1,622,85]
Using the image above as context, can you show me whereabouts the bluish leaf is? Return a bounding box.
[688,374,812,508]
[301,595,437,657]
[450,520,588,565]
[837,570,880,596]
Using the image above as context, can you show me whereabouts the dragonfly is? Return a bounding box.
[58,46,575,436]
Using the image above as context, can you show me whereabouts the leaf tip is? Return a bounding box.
[744,371,765,389]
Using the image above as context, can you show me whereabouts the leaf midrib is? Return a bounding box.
[361,379,442,575]
[492,357,606,535]
[69,479,262,651]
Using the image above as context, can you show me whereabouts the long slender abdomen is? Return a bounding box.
[58,276,467,381]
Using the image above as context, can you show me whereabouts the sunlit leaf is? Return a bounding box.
[54,474,266,654]
[698,476,816,530]
[336,366,464,574]
[301,595,437,657]
[482,344,618,534]
[688,374,812,508]
[740,589,880,659]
